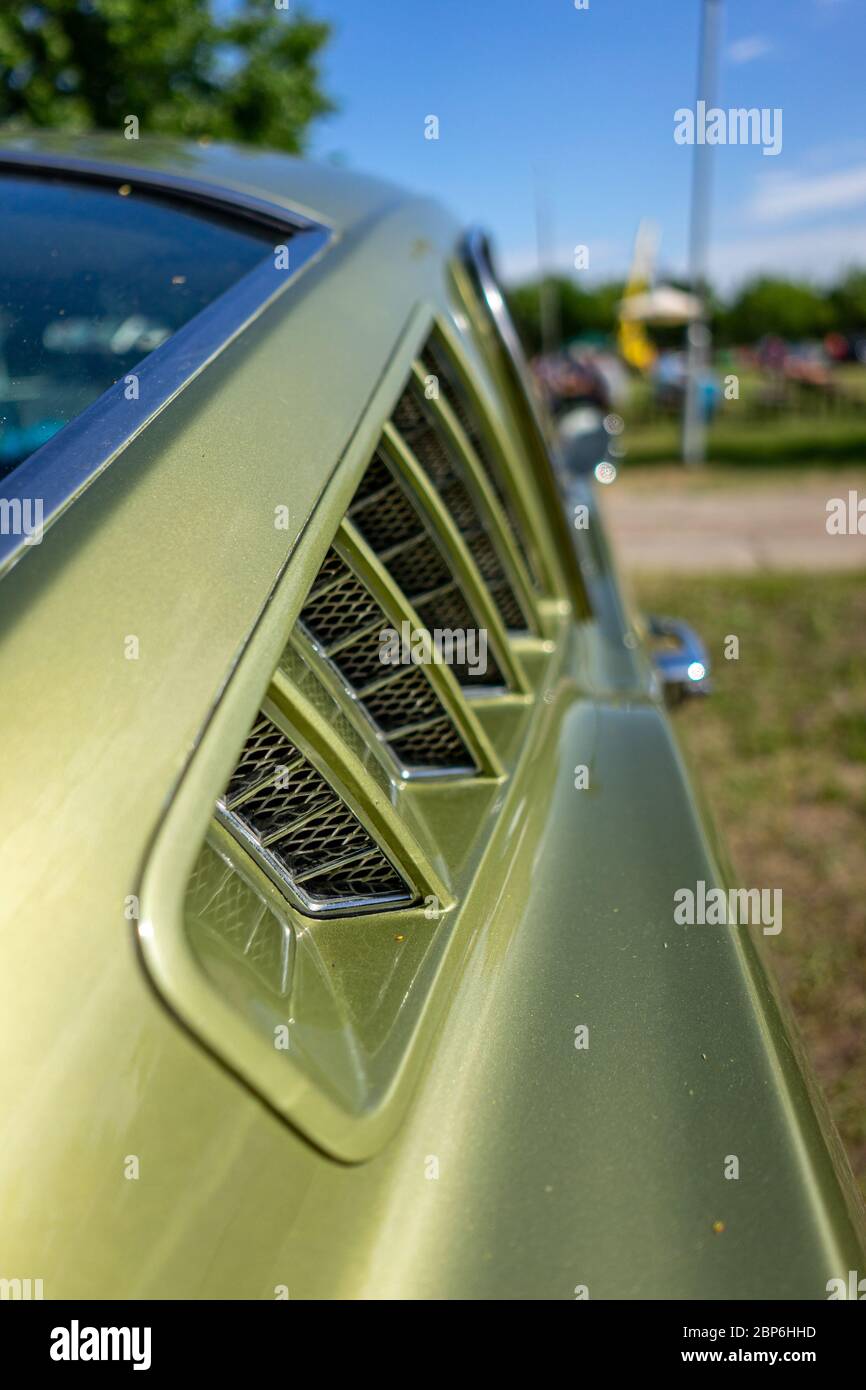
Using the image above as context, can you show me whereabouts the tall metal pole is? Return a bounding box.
[682,0,722,467]
[534,166,561,357]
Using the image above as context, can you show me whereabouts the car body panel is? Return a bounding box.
[0,137,863,1299]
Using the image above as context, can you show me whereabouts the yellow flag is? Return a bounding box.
[619,220,658,371]
[619,317,656,371]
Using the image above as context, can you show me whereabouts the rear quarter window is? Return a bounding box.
[0,172,276,482]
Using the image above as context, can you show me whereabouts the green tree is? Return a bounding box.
[722,277,833,343]
[508,277,627,355]
[0,0,334,153]
[829,269,866,336]
[507,282,545,354]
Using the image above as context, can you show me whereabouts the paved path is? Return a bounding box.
[598,480,866,572]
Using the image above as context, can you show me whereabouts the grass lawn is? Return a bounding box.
[632,569,866,1195]
[623,368,866,467]
[625,413,866,467]
[614,463,866,495]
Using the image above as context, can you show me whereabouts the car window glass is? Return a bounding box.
[0,173,276,483]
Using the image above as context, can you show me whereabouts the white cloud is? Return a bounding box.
[498,222,866,295]
[708,220,866,290]
[498,238,628,285]
[747,164,866,223]
[726,36,772,64]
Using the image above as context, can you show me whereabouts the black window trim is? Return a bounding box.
[0,150,334,580]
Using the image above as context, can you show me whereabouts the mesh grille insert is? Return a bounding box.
[225,714,301,808]
[391,382,531,631]
[361,666,443,731]
[297,547,478,772]
[323,625,389,690]
[218,713,413,913]
[350,456,506,689]
[309,547,352,595]
[186,842,293,997]
[389,717,479,769]
[301,853,408,902]
[232,758,335,843]
[271,805,374,879]
[349,477,425,552]
[379,534,452,597]
[413,583,504,688]
[300,569,382,649]
[421,337,541,588]
[351,452,394,505]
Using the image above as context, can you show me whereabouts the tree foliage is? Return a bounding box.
[0,0,334,152]
[508,271,866,354]
[829,270,866,337]
[508,277,626,354]
[718,277,833,344]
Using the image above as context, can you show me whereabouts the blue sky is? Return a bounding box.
[295,0,865,291]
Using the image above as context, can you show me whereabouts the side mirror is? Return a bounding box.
[558,405,612,478]
[646,614,712,703]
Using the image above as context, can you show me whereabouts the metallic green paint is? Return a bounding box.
[0,137,863,1298]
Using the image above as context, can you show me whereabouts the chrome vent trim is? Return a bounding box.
[390,379,531,632]
[347,453,507,690]
[298,545,480,775]
[420,335,542,591]
[217,713,414,917]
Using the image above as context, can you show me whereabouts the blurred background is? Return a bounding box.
[2,0,864,1192]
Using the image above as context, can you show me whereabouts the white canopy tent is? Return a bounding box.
[618,285,702,325]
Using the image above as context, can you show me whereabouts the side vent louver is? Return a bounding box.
[197,327,542,920]
[391,380,530,631]
[299,545,480,773]
[347,453,507,690]
[216,713,414,915]
[420,336,542,591]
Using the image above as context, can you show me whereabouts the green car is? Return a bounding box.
[0,136,863,1301]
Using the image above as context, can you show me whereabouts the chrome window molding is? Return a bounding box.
[0,151,334,581]
[459,226,594,621]
[459,226,556,454]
